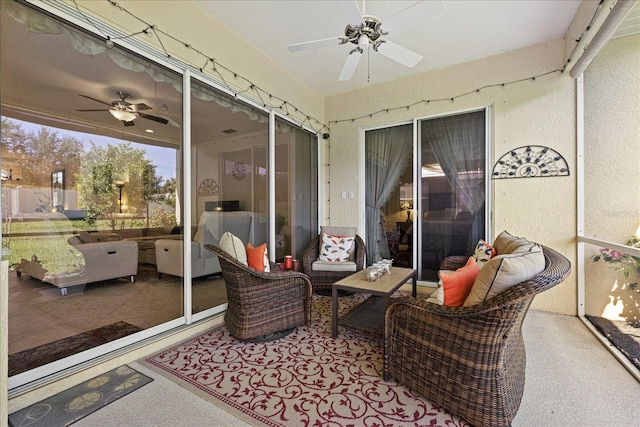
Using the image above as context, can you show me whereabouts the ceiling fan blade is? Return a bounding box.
[334,0,362,24]
[164,117,180,128]
[129,103,151,112]
[376,40,422,68]
[338,50,363,81]
[78,94,111,106]
[288,36,344,52]
[138,112,169,124]
[123,120,135,127]
[382,1,445,33]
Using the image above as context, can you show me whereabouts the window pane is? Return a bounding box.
[189,79,269,314]
[275,118,318,264]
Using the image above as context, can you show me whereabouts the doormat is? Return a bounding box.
[586,314,640,369]
[8,365,153,427]
[9,321,143,376]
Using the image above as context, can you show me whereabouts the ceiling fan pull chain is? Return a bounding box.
[367,44,371,83]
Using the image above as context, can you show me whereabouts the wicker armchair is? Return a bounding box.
[301,234,366,293]
[384,244,571,427]
[205,244,312,342]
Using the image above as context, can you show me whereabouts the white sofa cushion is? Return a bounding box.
[311,260,357,272]
[464,234,545,306]
[219,231,248,266]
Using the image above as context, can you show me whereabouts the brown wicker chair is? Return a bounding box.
[205,244,312,342]
[301,234,366,293]
[384,244,571,427]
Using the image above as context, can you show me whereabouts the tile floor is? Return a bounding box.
[8,263,227,354]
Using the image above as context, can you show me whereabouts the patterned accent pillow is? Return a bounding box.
[319,233,355,262]
[246,243,270,272]
[320,226,357,261]
[472,239,496,270]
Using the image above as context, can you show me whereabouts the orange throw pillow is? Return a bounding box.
[439,257,479,307]
[246,243,268,272]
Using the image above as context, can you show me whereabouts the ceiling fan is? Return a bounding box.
[288,0,444,81]
[76,91,169,126]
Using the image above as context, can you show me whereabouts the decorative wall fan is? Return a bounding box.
[76,91,169,126]
[288,0,444,81]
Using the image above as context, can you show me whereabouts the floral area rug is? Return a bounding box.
[143,294,468,426]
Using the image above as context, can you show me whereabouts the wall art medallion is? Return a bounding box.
[197,178,219,196]
[231,162,247,181]
[492,145,569,179]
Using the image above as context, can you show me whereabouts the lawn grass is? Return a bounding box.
[8,235,82,275]
[3,218,146,275]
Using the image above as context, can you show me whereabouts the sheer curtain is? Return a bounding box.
[365,124,412,264]
[422,111,485,252]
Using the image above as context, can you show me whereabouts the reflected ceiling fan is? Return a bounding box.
[76,91,169,126]
[288,0,444,82]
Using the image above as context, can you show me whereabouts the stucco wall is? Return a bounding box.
[325,39,578,315]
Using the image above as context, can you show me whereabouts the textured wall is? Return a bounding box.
[326,39,578,314]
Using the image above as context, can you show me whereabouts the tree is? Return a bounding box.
[162,177,177,209]
[1,118,83,190]
[78,142,162,226]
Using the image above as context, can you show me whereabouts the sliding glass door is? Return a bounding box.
[365,111,488,282]
[1,1,319,389]
[1,1,185,382]
[419,110,487,281]
[274,118,318,262]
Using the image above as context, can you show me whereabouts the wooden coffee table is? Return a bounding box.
[332,267,417,338]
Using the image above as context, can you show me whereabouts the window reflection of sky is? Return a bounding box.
[11,119,176,182]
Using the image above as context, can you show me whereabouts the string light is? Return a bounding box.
[74,0,601,134]
[328,69,562,125]
[72,0,328,133]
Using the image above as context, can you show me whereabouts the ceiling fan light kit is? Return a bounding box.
[109,109,138,122]
[76,90,169,126]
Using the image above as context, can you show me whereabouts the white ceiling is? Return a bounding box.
[197,0,584,96]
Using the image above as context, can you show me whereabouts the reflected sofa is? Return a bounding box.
[155,211,261,278]
[67,231,138,285]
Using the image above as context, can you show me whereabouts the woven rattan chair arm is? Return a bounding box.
[354,235,366,269]
[439,255,468,270]
[302,235,321,272]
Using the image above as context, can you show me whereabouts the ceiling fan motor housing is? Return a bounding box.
[343,16,387,52]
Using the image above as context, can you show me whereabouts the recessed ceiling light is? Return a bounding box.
[145,129,154,133]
